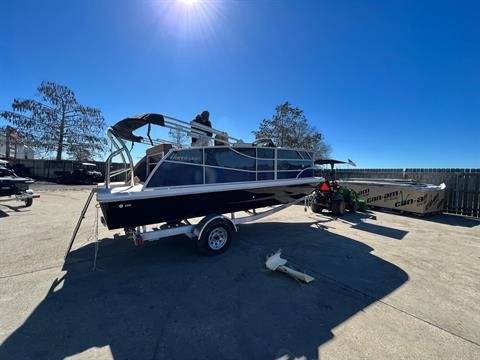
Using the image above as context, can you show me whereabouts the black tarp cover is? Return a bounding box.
[314,159,348,165]
[111,113,165,143]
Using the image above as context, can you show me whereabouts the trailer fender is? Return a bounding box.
[195,214,237,240]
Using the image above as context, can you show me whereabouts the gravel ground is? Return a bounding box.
[0,188,479,359]
[30,181,95,192]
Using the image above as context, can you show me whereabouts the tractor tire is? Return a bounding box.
[348,201,358,213]
[331,199,346,216]
[311,202,323,213]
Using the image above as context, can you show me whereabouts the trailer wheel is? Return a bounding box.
[198,219,233,255]
[24,198,33,207]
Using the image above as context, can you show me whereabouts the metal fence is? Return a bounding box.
[326,168,480,218]
[2,158,126,182]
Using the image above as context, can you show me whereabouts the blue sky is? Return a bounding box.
[1,0,479,168]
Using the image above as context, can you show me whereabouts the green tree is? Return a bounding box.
[1,81,107,160]
[252,101,331,158]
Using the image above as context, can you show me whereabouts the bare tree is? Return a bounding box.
[168,127,188,147]
[253,101,331,158]
[67,144,94,161]
[1,81,107,160]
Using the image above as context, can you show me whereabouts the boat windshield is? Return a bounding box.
[144,147,314,188]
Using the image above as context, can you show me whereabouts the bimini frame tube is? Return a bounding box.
[162,115,241,145]
[105,128,135,189]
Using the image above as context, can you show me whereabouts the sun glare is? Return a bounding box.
[152,0,222,42]
[179,0,200,6]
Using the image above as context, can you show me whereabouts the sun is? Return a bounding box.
[151,0,221,41]
[178,0,200,5]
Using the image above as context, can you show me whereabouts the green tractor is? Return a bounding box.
[311,159,367,215]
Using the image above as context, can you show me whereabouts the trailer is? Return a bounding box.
[0,189,39,207]
[0,160,39,207]
[65,189,308,260]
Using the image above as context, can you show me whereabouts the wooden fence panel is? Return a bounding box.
[444,169,455,213]
[464,171,472,216]
[469,172,477,216]
[469,172,480,217]
[473,172,480,218]
[458,171,464,215]
[473,172,480,217]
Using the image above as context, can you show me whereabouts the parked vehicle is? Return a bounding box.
[0,160,38,207]
[11,163,31,177]
[55,162,103,185]
[311,159,365,215]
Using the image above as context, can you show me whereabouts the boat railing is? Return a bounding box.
[105,128,135,188]
[104,113,312,189]
[128,117,238,148]
[296,166,317,179]
[117,116,239,150]
[161,115,240,146]
[103,112,248,189]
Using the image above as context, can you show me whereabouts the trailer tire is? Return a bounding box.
[24,198,33,207]
[197,219,233,255]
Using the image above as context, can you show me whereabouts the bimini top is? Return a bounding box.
[110,112,241,147]
[111,113,166,143]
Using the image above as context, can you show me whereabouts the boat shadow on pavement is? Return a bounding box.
[0,203,28,216]
[0,219,408,360]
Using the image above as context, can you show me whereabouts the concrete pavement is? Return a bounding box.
[0,188,479,359]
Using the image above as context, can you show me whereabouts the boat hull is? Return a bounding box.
[99,182,318,229]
